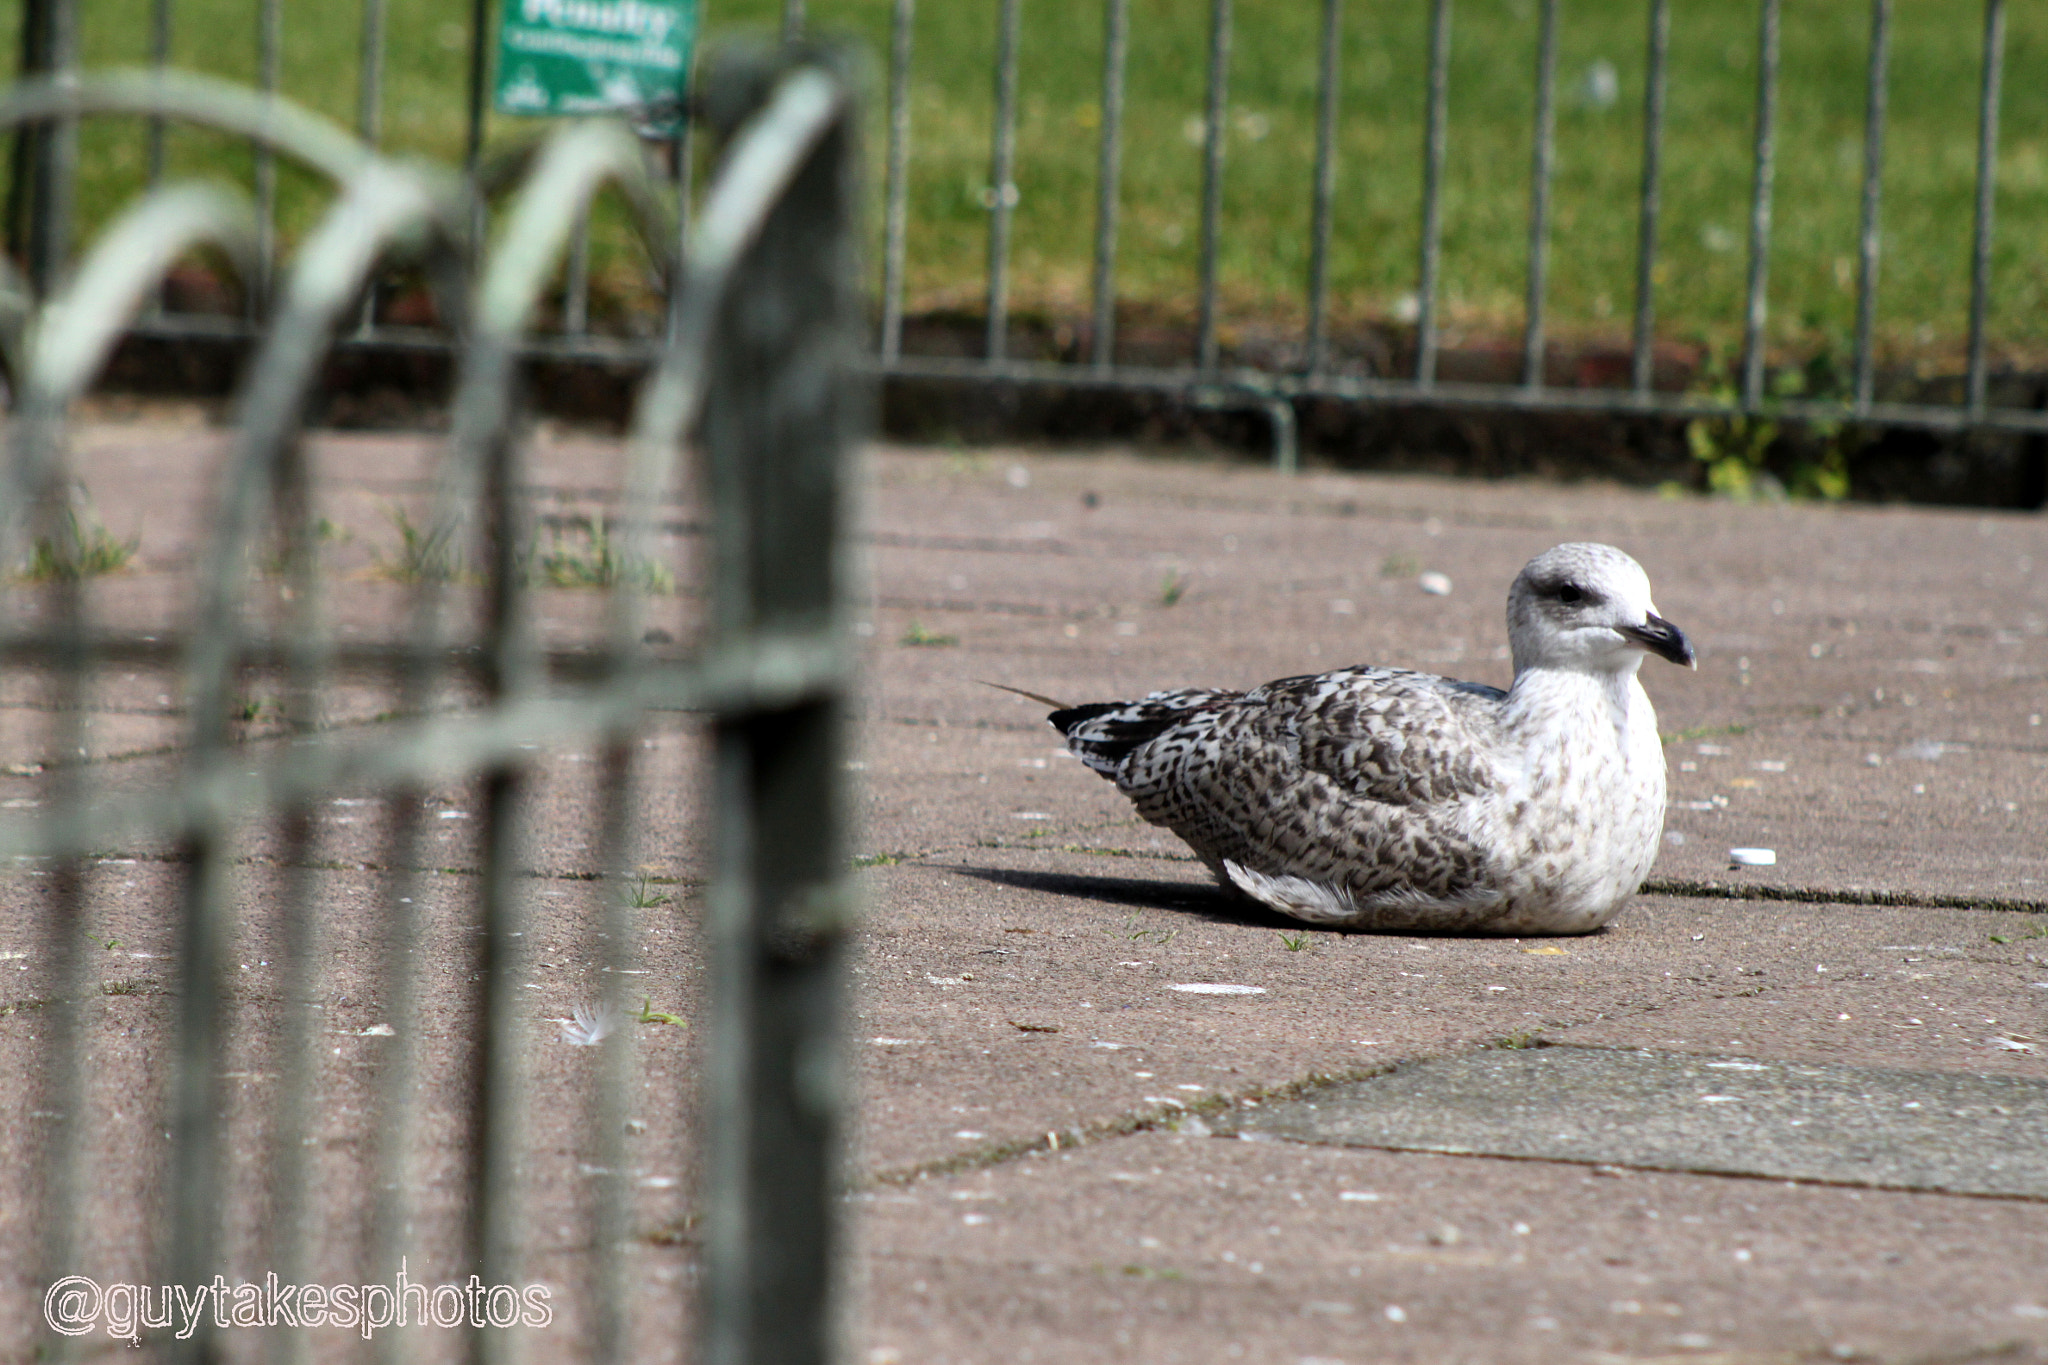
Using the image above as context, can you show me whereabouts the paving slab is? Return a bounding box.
[1219,1045,2048,1198]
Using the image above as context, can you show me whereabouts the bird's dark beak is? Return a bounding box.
[1620,613,1696,669]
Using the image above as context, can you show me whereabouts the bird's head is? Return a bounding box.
[1507,542,1695,677]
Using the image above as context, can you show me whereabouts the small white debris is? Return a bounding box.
[1754,760,1786,772]
[1695,743,1730,756]
[871,1037,923,1046]
[1012,811,1051,820]
[1896,740,1949,761]
[926,974,968,986]
[1175,1115,1213,1137]
[2012,1304,2048,1319]
[955,1130,985,1140]
[1664,831,1685,846]
[1005,464,1030,489]
[961,1214,991,1225]
[1339,1191,1382,1202]
[1698,1095,1741,1103]
[1417,571,1452,596]
[1990,1036,2039,1054]
[1729,847,1776,867]
[1865,753,1882,766]
[1383,1305,1408,1323]
[358,1024,395,1037]
[1169,983,1267,996]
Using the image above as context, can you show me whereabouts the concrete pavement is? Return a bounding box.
[848,445,2048,1365]
[1,421,2044,1363]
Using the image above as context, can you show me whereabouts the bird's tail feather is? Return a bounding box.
[978,680,1072,710]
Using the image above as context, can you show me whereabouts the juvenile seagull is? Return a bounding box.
[1049,543,1694,936]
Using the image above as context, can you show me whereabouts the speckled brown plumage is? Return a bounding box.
[1049,543,1696,936]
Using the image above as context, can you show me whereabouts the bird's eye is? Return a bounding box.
[1556,584,1583,604]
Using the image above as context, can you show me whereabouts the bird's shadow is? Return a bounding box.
[943,863,1312,932]
[941,862,1617,940]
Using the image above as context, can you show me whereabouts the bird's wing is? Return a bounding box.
[1243,667,1507,806]
[1105,668,1509,903]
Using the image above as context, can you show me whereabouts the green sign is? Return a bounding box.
[494,0,699,129]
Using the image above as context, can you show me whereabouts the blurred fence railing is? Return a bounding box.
[7,0,2045,473]
[2,41,858,1365]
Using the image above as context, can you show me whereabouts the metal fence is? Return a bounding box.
[1,41,858,1365]
[4,0,2040,473]
[848,0,2044,469]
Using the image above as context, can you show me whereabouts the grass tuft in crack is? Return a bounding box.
[17,503,137,581]
[374,508,468,584]
[899,620,959,647]
[533,514,675,593]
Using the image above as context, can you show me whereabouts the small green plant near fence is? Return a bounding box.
[1675,352,1858,502]
[14,502,138,581]
[532,514,676,593]
[634,997,688,1028]
[899,619,959,646]
[372,507,469,584]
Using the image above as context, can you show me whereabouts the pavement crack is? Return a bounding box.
[859,1059,1404,1190]
[1640,878,2048,914]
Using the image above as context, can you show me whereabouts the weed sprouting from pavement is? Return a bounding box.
[533,514,675,593]
[627,873,673,909]
[635,997,687,1027]
[374,508,467,584]
[1494,1030,1545,1050]
[1379,552,1420,578]
[853,851,909,868]
[1110,913,1179,948]
[1278,932,1311,952]
[1989,918,2048,945]
[899,620,959,647]
[17,503,138,581]
[1158,569,1187,606]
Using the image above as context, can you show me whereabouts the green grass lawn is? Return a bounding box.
[14,0,2048,361]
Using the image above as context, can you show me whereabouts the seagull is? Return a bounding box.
[1044,543,1695,936]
